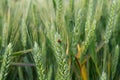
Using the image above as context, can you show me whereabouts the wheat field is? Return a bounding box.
[0,0,120,80]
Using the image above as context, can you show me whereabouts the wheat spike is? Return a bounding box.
[0,43,13,80]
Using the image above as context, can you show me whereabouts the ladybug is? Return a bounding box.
[57,39,61,43]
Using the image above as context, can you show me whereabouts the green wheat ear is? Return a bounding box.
[21,20,27,48]
[56,0,66,39]
[20,0,31,49]
[112,45,119,79]
[53,33,71,80]
[100,71,107,80]
[83,19,97,55]
[81,0,97,55]
[32,42,47,80]
[104,0,117,44]
[0,43,13,80]
[2,19,8,47]
[71,9,82,55]
[85,0,93,37]
[56,0,63,28]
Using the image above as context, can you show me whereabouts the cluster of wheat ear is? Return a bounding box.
[0,0,120,80]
